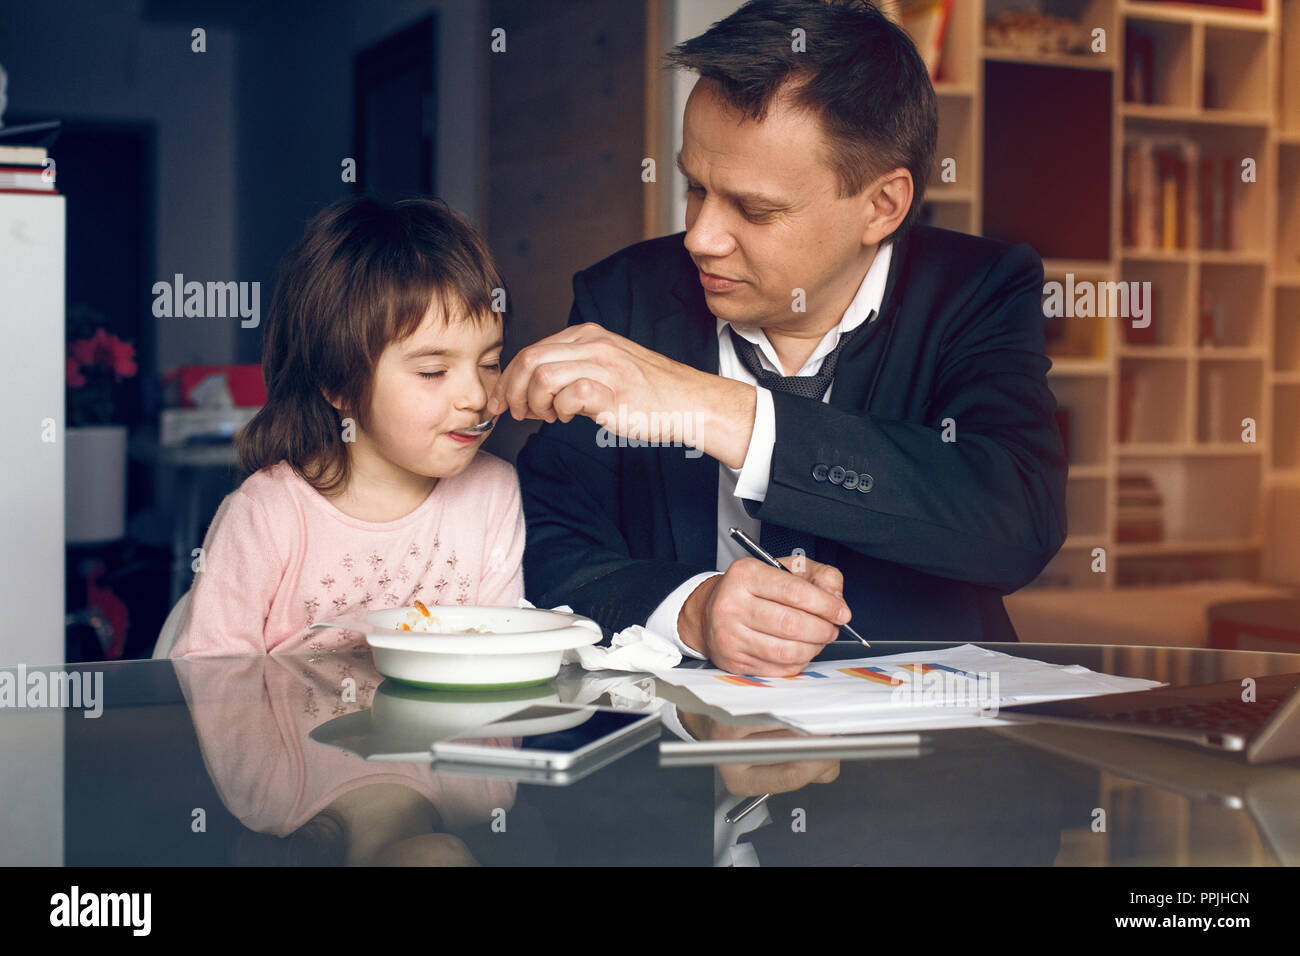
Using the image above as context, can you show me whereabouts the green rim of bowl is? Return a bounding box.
[380,676,555,695]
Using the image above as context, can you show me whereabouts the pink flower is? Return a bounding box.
[68,328,137,381]
[66,357,86,388]
[69,339,93,366]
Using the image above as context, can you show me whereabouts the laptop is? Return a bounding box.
[993,720,1300,865]
[999,672,1300,763]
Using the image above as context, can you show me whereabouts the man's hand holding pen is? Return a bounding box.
[677,712,841,801]
[677,555,851,677]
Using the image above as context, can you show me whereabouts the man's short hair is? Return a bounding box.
[667,0,938,239]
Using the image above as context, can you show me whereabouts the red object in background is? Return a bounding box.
[68,328,138,383]
[1123,287,1159,346]
[168,364,267,407]
[983,63,1112,261]
[1145,0,1262,9]
[86,562,130,659]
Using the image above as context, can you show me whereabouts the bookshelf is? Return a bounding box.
[922,0,1295,590]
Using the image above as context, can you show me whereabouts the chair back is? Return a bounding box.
[1262,484,1300,588]
[152,589,193,659]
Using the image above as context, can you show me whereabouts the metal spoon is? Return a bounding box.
[458,416,496,435]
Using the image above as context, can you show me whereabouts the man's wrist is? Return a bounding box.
[693,375,757,470]
[677,575,720,656]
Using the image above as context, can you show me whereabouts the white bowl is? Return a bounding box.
[311,605,602,689]
[310,681,565,761]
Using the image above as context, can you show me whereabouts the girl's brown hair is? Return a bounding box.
[238,197,508,495]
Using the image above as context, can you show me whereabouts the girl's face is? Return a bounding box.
[352,303,503,483]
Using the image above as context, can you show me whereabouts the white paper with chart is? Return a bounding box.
[649,644,1161,734]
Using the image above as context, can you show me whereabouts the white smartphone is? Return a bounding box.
[430,704,661,770]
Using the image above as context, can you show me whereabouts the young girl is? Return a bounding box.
[170,198,524,657]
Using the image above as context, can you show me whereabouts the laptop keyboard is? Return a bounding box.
[1097,694,1287,734]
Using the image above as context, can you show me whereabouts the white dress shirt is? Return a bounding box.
[657,700,772,866]
[645,242,894,657]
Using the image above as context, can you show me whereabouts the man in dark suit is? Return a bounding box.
[488,0,1067,676]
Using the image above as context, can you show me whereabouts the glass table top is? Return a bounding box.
[3,641,1298,867]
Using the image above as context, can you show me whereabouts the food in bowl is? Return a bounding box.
[309,604,603,689]
[396,599,494,634]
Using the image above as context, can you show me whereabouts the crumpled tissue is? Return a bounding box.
[516,598,682,672]
[563,674,660,711]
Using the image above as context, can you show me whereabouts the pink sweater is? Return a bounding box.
[175,652,516,837]
[170,451,525,658]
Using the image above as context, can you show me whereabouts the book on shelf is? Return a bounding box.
[0,144,49,166]
[1117,472,1164,543]
[1155,146,1189,251]
[1124,27,1155,104]
[1200,365,1229,443]
[0,122,60,195]
[1197,156,1236,252]
[0,144,57,195]
[882,1,954,82]
[0,165,57,194]
[1198,292,1227,346]
[1121,285,1159,346]
[1123,134,1235,254]
[1122,138,1145,248]
[1122,136,1176,250]
[1116,365,1170,445]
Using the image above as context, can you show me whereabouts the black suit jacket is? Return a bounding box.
[516,226,1067,643]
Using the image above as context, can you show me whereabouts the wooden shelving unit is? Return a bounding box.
[923,0,1295,591]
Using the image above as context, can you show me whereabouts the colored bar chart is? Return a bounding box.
[900,662,980,679]
[715,669,831,686]
[717,675,769,687]
[712,664,975,689]
[838,666,903,686]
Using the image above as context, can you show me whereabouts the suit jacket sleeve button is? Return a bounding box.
[857,474,874,493]
[842,470,859,490]
[811,463,829,481]
[828,465,846,485]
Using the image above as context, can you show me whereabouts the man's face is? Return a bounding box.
[350,304,503,483]
[679,78,885,332]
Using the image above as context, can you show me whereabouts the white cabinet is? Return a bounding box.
[0,192,66,667]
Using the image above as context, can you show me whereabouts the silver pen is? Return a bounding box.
[727,526,869,646]
[724,792,770,825]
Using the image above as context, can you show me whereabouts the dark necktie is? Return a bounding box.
[727,315,872,562]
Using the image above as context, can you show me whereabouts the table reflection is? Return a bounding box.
[23,642,1300,866]
[175,651,515,865]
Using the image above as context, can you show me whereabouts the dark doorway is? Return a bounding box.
[36,118,157,436]
[353,15,438,200]
[27,117,159,518]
